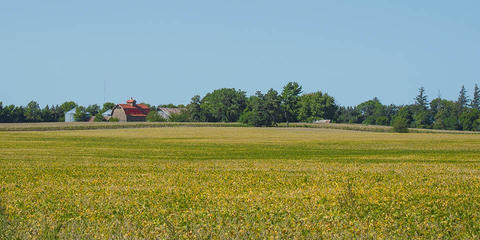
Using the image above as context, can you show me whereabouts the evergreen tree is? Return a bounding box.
[457,85,469,110]
[471,84,480,110]
[415,87,428,110]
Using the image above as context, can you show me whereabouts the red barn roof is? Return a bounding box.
[118,103,150,117]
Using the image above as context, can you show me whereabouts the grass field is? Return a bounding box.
[1,127,480,239]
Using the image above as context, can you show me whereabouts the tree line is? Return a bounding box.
[335,85,480,132]
[0,101,116,123]
[1,82,480,131]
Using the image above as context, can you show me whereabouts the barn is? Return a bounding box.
[157,107,186,119]
[111,99,150,122]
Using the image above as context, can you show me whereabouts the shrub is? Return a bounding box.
[392,117,409,133]
[94,113,105,122]
[239,111,255,126]
[168,111,190,122]
[146,111,166,122]
[109,117,120,122]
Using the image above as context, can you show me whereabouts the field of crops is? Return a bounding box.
[1,127,480,239]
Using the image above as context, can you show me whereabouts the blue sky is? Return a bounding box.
[1,1,479,107]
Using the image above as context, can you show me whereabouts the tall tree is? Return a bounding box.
[355,97,387,125]
[263,89,282,126]
[457,85,469,110]
[471,84,480,110]
[433,99,459,130]
[200,88,247,122]
[415,87,429,110]
[86,104,101,115]
[281,82,302,123]
[0,102,4,122]
[187,95,202,122]
[240,89,282,127]
[24,101,42,122]
[60,101,77,113]
[74,106,89,122]
[298,91,338,122]
[412,87,432,128]
[102,102,116,112]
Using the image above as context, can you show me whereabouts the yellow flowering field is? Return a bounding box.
[1,127,480,239]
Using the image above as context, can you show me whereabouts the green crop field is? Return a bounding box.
[1,127,480,239]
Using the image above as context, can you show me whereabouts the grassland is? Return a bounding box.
[1,127,480,239]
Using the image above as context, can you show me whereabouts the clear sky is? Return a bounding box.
[1,1,479,107]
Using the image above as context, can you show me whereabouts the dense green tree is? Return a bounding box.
[471,84,480,110]
[86,104,101,115]
[415,87,429,110]
[0,102,4,122]
[41,105,54,122]
[281,82,302,123]
[335,106,359,123]
[240,89,282,127]
[413,110,433,129]
[356,98,388,125]
[146,111,166,122]
[0,102,7,123]
[432,99,459,130]
[457,85,469,110]
[200,88,247,122]
[297,91,337,122]
[74,106,89,122]
[94,113,106,122]
[24,101,42,122]
[60,101,77,113]
[392,116,409,133]
[430,98,443,118]
[187,95,203,122]
[394,106,414,127]
[9,105,25,123]
[102,102,116,112]
[263,89,282,125]
[459,109,480,131]
[384,104,400,125]
[168,110,190,122]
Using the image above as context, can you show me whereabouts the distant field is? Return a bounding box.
[0,122,246,132]
[0,121,477,134]
[1,127,480,239]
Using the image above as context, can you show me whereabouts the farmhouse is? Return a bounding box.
[111,99,150,122]
[157,107,186,119]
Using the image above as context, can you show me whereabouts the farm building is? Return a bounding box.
[64,108,76,122]
[102,109,112,121]
[111,99,150,122]
[157,107,186,119]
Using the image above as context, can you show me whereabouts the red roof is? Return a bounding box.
[119,104,150,117]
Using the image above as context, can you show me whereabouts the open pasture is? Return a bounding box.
[1,127,480,239]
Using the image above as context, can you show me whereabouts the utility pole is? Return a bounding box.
[103,80,106,103]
